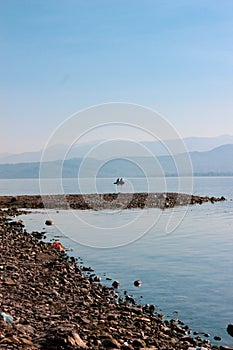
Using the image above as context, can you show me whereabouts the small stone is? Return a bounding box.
[134,280,142,287]
[72,331,87,348]
[112,280,120,288]
[125,295,136,304]
[94,275,101,282]
[181,336,197,345]
[20,338,34,345]
[6,265,17,271]
[82,266,94,272]
[149,304,155,313]
[214,335,221,341]
[132,338,146,347]
[45,219,53,226]
[17,219,24,226]
[102,337,120,348]
[3,278,16,286]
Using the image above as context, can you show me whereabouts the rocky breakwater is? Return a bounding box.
[0,193,226,211]
[0,208,224,350]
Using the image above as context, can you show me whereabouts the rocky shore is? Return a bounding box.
[1,208,231,350]
[0,193,226,211]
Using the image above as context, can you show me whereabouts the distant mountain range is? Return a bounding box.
[0,144,232,178]
[1,135,233,164]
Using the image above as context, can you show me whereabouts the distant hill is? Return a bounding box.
[142,134,233,156]
[190,144,233,175]
[1,135,233,164]
[0,144,232,178]
[182,134,233,152]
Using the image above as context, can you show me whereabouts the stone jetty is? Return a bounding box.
[0,208,227,349]
[0,193,226,211]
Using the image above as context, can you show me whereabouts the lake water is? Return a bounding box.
[1,177,233,346]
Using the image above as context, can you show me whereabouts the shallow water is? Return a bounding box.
[3,176,233,346]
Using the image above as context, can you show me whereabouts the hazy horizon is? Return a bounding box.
[1,133,233,158]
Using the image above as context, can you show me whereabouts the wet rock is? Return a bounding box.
[181,336,197,345]
[45,219,53,226]
[125,295,136,304]
[195,335,204,342]
[94,275,101,282]
[16,219,24,227]
[148,304,155,313]
[227,324,233,337]
[82,266,94,272]
[112,280,120,288]
[214,336,221,341]
[134,280,142,287]
[31,231,45,239]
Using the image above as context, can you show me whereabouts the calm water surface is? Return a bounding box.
[1,177,233,346]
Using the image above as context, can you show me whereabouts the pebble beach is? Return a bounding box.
[0,193,231,350]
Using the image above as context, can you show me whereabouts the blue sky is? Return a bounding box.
[1,0,233,153]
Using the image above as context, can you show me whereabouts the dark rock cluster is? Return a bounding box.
[0,208,231,350]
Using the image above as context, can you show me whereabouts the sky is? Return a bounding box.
[0,0,233,153]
